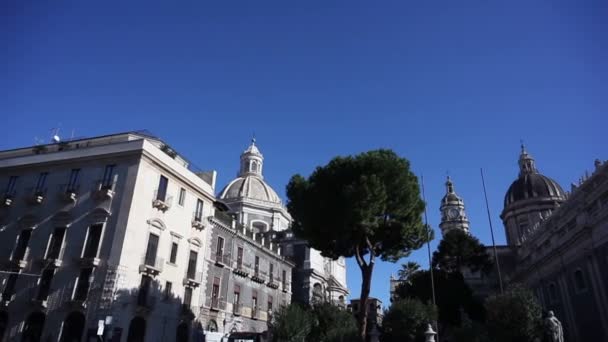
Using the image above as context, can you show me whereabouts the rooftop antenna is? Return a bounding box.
[50,127,61,143]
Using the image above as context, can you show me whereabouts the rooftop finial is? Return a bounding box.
[520,139,526,154]
[252,132,256,145]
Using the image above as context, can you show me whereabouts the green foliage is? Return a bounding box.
[485,284,543,342]
[382,298,437,342]
[397,261,421,283]
[286,149,429,261]
[271,303,357,342]
[396,269,485,326]
[452,311,490,342]
[310,303,358,342]
[271,303,315,342]
[432,230,493,274]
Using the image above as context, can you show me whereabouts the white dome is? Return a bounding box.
[219,175,281,204]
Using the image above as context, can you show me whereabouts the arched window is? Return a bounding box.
[127,316,146,342]
[60,311,85,342]
[574,269,587,291]
[207,320,218,332]
[22,312,45,342]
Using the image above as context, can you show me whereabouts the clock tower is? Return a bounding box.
[439,176,470,235]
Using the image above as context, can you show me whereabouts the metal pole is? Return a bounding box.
[480,168,504,294]
[420,175,438,340]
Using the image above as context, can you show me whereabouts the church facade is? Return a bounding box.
[434,146,608,341]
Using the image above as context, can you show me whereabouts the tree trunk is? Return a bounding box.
[357,262,374,342]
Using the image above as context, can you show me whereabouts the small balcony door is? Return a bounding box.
[157,175,168,201]
[144,234,159,266]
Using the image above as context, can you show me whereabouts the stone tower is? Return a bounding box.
[439,176,470,235]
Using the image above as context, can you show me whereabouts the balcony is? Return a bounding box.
[210,298,226,312]
[152,190,172,212]
[59,184,80,203]
[27,188,47,205]
[267,278,279,289]
[214,253,230,267]
[3,190,16,207]
[139,255,164,276]
[183,271,203,287]
[251,270,266,284]
[191,213,205,230]
[233,261,251,277]
[94,178,117,200]
[233,303,242,316]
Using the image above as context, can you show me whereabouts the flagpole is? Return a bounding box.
[480,168,504,294]
[420,175,438,339]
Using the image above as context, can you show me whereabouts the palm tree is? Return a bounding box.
[397,261,421,283]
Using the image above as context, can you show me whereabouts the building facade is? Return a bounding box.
[217,140,349,307]
[500,148,608,341]
[0,132,295,342]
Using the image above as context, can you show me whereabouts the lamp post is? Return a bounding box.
[424,324,437,342]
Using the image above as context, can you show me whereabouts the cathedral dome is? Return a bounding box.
[219,139,282,205]
[504,173,565,207]
[219,176,281,204]
[503,145,566,208]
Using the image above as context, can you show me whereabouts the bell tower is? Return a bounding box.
[439,176,470,235]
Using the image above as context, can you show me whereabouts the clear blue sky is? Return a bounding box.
[2,1,606,307]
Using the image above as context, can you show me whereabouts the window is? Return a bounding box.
[35,172,48,193]
[46,228,66,260]
[157,175,168,201]
[169,242,178,264]
[67,169,80,190]
[254,256,260,274]
[74,268,93,301]
[144,233,159,265]
[216,237,224,258]
[187,251,198,279]
[574,269,587,291]
[233,285,241,313]
[5,176,18,195]
[183,287,193,310]
[267,295,273,313]
[269,263,274,283]
[252,291,258,318]
[282,270,287,290]
[236,247,243,268]
[164,281,173,300]
[2,274,18,301]
[195,199,203,220]
[137,275,152,306]
[13,229,32,261]
[101,164,116,188]
[82,224,103,259]
[211,277,220,308]
[37,269,54,301]
[178,188,186,206]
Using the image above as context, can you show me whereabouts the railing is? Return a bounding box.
[59,183,80,202]
[233,302,242,315]
[3,189,16,206]
[233,261,251,276]
[214,253,230,267]
[252,270,266,283]
[139,255,164,275]
[183,271,203,287]
[94,177,117,199]
[26,187,47,204]
[152,189,172,211]
[192,212,205,230]
[210,298,227,311]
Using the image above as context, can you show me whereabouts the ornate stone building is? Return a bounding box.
[218,140,349,307]
[427,146,608,341]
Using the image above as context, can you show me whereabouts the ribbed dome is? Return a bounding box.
[503,145,566,208]
[504,173,565,207]
[219,176,281,204]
